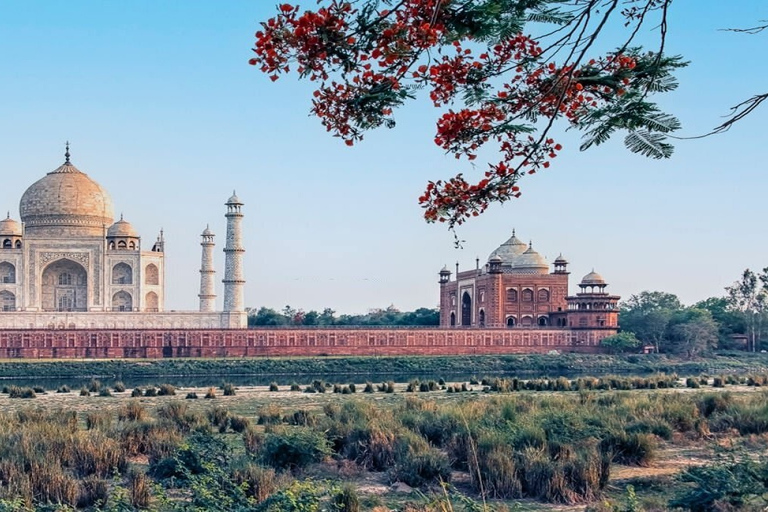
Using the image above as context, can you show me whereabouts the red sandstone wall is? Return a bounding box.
[0,328,610,359]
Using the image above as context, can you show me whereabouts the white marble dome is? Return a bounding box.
[0,214,22,237]
[107,217,138,238]
[511,245,550,274]
[581,271,606,285]
[488,230,528,265]
[20,156,114,236]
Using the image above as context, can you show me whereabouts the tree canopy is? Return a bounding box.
[250,0,685,229]
[248,305,439,327]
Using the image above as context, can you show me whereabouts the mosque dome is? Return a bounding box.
[488,229,528,265]
[107,216,138,238]
[19,149,114,236]
[511,244,550,274]
[581,270,606,286]
[202,226,214,237]
[0,214,22,237]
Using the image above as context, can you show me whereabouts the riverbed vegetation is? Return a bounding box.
[1,374,768,511]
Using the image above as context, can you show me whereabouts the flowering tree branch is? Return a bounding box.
[250,0,684,230]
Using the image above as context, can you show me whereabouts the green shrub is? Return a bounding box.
[231,463,284,503]
[686,377,700,388]
[131,388,142,397]
[158,384,176,396]
[713,376,726,388]
[290,382,301,391]
[8,386,36,399]
[269,382,279,392]
[88,379,102,393]
[186,392,198,399]
[230,415,252,433]
[144,387,157,397]
[57,385,71,393]
[261,427,332,470]
[333,484,361,512]
[98,388,112,397]
[118,401,148,422]
[113,381,126,392]
[222,383,236,396]
[257,404,283,426]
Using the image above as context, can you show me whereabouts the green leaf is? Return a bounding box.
[624,130,674,159]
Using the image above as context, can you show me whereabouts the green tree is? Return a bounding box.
[726,268,768,352]
[600,332,641,354]
[249,307,290,326]
[693,297,746,349]
[668,308,719,359]
[619,291,683,353]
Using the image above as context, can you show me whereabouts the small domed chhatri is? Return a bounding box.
[439,229,620,334]
[107,215,139,238]
[581,270,606,286]
[19,144,114,237]
[0,214,22,237]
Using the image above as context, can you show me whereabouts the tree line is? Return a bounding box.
[603,267,768,356]
[247,305,439,327]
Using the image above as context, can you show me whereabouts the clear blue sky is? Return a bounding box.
[0,1,765,313]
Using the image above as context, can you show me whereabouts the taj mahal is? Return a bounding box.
[0,145,247,330]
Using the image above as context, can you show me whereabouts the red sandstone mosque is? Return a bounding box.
[0,147,619,359]
[438,230,620,333]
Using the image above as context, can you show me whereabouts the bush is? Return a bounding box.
[98,388,112,397]
[8,386,36,399]
[186,392,198,399]
[128,469,152,509]
[230,415,252,433]
[79,387,90,396]
[231,463,284,503]
[32,385,46,394]
[144,387,158,397]
[222,383,236,396]
[57,385,71,393]
[333,484,361,512]
[158,384,176,396]
[713,376,726,388]
[88,379,102,393]
[290,382,301,391]
[269,382,279,392]
[261,427,332,470]
[113,381,126,392]
[686,377,700,388]
[118,401,148,422]
[131,388,142,397]
[204,387,217,399]
[257,404,283,426]
[364,382,375,393]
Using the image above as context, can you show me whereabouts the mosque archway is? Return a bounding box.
[145,264,159,285]
[112,263,133,285]
[0,262,15,284]
[112,291,133,312]
[0,291,15,311]
[145,292,159,312]
[461,292,472,326]
[41,259,87,312]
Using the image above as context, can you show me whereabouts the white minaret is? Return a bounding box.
[198,225,216,312]
[222,192,245,327]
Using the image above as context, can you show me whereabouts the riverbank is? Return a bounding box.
[0,351,766,382]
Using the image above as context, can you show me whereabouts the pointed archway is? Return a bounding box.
[461,292,472,326]
[41,259,87,312]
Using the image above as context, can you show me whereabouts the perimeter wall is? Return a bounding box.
[0,327,612,359]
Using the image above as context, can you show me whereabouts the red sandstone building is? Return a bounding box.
[438,230,619,334]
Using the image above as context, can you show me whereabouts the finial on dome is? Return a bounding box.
[5,212,9,220]
[120,213,124,221]
[529,240,533,248]
[64,141,71,164]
